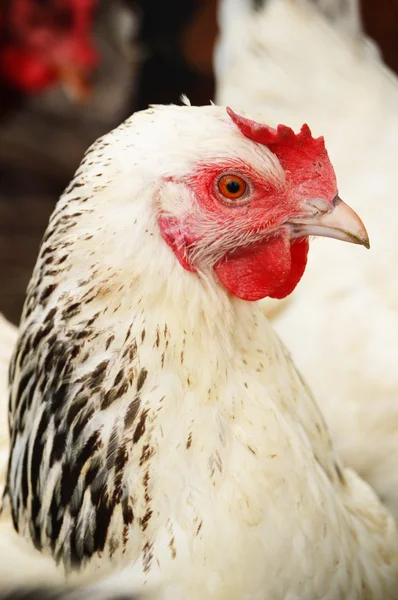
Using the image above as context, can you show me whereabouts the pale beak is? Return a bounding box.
[287,196,370,249]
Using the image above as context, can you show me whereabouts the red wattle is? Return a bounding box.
[214,233,309,301]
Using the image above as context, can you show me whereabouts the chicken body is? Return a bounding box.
[216,0,398,520]
[4,104,398,599]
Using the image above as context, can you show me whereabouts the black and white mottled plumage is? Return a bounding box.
[3,104,398,599]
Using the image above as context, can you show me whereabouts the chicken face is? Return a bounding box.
[159,107,369,301]
[0,0,98,98]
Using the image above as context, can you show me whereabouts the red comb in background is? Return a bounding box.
[0,0,99,98]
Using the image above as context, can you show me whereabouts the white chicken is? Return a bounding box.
[1,102,397,599]
[216,0,398,520]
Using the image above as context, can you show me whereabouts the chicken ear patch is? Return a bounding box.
[226,107,337,200]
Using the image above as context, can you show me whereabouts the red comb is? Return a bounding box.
[226,107,337,200]
[226,107,326,155]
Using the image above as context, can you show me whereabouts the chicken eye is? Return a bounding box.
[218,175,247,200]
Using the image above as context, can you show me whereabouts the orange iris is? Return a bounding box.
[218,175,247,200]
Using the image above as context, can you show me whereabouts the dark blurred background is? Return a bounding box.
[0,0,396,324]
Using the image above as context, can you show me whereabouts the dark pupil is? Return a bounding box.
[226,180,241,195]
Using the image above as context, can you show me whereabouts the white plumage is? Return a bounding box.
[216,0,398,521]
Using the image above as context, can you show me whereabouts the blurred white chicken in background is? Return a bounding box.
[216,0,398,520]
